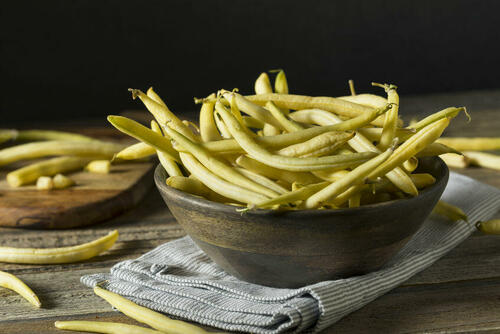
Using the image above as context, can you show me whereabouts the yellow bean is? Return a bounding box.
[432,200,468,221]
[15,130,95,142]
[36,176,54,190]
[338,93,387,108]
[436,137,500,151]
[274,70,289,95]
[476,219,500,234]
[245,93,388,126]
[289,103,391,132]
[440,153,468,168]
[255,72,273,94]
[305,147,394,208]
[236,155,321,185]
[55,320,163,334]
[266,101,304,132]
[0,140,124,167]
[277,131,354,157]
[235,167,289,194]
[129,88,198,142]
[220,92,283,129]
[348,79,356,96]
[146,86,167,107]
[372,83,399,150]
[417,142,462,157]
[86,160,111,174]
[53,173,75,189]
[0,270,41,308]
[164,124,279,198]
[216,103,376,171]
[464,151,500,171]
[403,157,419,173]
[198,93,221,142]
[263,124,281,136]
[367,118,450,180]
[94,286,209,334]
[291,108,418,195]
[255,182,329,209]
[150,121,183,177]
[7,156,92,187]
[115,142,156,160]
[166,175,211,197]
[408,107,466,131]
[255,74,282,136]
[357,127,415,142]
[0,230,118,264]
[242,116,265,129]
[312,169,350,182]
[107,116,180,163]
[0,129,18,144]
[180,153,269,205]
[213,111,232,138]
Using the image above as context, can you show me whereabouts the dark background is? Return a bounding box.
[2,0,500,124]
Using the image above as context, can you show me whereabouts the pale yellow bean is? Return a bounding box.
[276,131,354,157]
[432,200,468,221]
[0,270,41,308]
[0,140,124,167]
[440,153,468,168]
[55,320,163,334]
[36,176,54,190]
[255,182,329,209]
[86,160,111,174]
[115,142,156,160]
[266,101,304,132]
[236,155,321,185]
[94,286,209,334]
[129,88,198,142]
[305,148,394,208]
[107,116,180,163]
[464,151,500,171]
[408,107,466,131]
[150,121,183,177]
[0,230,118,264]
[53,174,75,189]
[199,93,221,142]
[437,137,500,151]
[180,153,269,205]
[146,86,167,107]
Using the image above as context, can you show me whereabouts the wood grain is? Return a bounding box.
[1,90,500,333]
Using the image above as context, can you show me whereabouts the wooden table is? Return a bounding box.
[1,90,500,333]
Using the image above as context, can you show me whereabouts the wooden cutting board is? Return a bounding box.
[0,160,155,229]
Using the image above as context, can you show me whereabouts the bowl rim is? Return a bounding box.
[154,156,449,217]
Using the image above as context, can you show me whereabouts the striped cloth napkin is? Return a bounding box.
[82,172,500,333]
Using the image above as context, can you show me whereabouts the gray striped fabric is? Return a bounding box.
[82,172,500,333]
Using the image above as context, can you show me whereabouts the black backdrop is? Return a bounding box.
[2,0,500,123]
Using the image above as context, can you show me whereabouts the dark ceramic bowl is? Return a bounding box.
[154,157,449,288]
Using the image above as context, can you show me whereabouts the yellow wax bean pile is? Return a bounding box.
[0,128,129,188]
[107,70,471,211]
